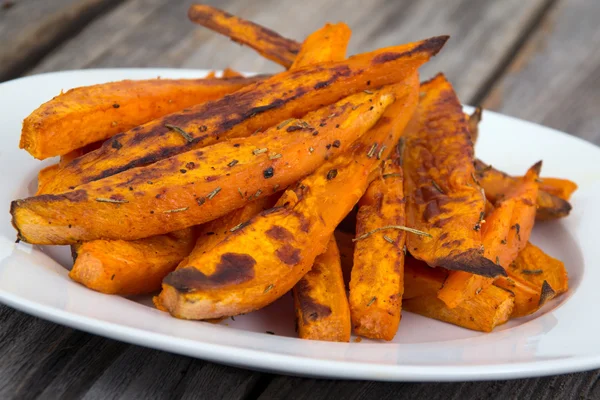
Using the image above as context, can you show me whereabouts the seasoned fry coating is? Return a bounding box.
[403,74,504,278]
[188,4,301,68]
[157,77,420,320]
[294,236,351,342]
[20,76,259,159]
[350,161,406,341]
[474,160,572,220]
[69,228,196,295]
[12,90,395,244]
[495,242,568,317]
[437,162,540,308]
[40,36,448,194]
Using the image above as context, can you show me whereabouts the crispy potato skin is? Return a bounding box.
[290,23,351,69]
[157,77,420,320]
[474,160,572,220]
[437,163,540,308]
[495,242,569,317]
[188,4,301,68]
[294,236,351,342]
[403,259,514,332]
[69,228,196,295]
[12,90,395,244]
[403,74,503,278]
[40,36,448,194]
[350,161,405,341]
[20,77,259,160]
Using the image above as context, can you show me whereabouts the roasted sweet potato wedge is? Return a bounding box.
[156,77,420,320]
[12,89,396,244]
[349,160,406,341]
[69,228,196,295]
[474,160,572,220]
[222,68,244,78]
[40,36,447,194]
[403,74,504,278]
[530,177,577,201]
[294,236,351,342]
[290,22,351,69]
[188,4,300,68]
[20,76,261,160]
[466,107,482,144]
[437,162,540,308]
[495,242,568,317]
[36,164,59,195]
[403,259,514,332]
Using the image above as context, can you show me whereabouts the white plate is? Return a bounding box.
[1,69,599,382]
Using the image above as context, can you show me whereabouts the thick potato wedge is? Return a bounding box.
[290,23,351,69]
[12,89,396,244]
[40,36,447,194]
[294,236,351,342]
[530,177,577,201]
[69,228,196,295]
[20,76,260,160]
[349,161,406,341]
[474,160,572,220]
[156,77,420,320]
[403,259,514,332]
[188,5,300,68]
[403,74,504,278]
[495,242,568,317]
[437,162,540,308]
[36,164,59,195]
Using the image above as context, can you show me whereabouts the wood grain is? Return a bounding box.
[28,0,552,102]
[483,0,600,144]
[0,0,124,82]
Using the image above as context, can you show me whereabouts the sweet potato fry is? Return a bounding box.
[58,141,103,168]
[36,164,59,195]
[290,23,351,69]
[437,162,540,308]
[69,228,196,295]
[467,107,482,144]
[188,5,300,68]
[39,36,447,194]
[403,258,513,332]
[349,160,406,341]
[156,76,420,320]
[12,89,396,244]
[403,74,504,278]
[294,236,351,342]
[529,177,577,201]
[20,76,261,160]
[474,160,572,220]
[494,242,568,317]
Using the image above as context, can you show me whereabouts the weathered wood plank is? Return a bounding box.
[483,0,600,144]
[29,0,552,103]
[0,0,124,82]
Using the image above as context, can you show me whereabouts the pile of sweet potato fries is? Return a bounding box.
[10,5,575,341]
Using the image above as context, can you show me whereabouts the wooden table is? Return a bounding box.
[1,1,599,398]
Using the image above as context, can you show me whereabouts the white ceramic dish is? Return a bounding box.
[1,69,599,382]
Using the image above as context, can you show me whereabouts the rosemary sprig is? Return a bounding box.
[431,180,445,194]
[276,119,294,129]
[264,284,274,294]
[163,207,188,214]
[207,186,222,200]
[367,296,377,306]
[95,197,128,204]
[367,143,378,158]
[352,225,432,242]
[269,153,282,160]
[522,269,543,275]
[383,235,394,244]
[165,124,193,142]
[382,173,402,179]
[377,145,387,160]
[252,148,268,155]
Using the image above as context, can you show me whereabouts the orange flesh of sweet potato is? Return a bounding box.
[36,164,59,195]
[187,5,300,68]
[290,23,352,69]
[531,177,578,201]
[437,162,540,308]
[294,236,351,342]
[403,74,503,278]
[20,76,260,160]
[349,161,406,341]
[494,242,569,317]
[12,89,396,245]
[156,77,420,320]
[403,259,513,332]
[222,68,244,78]
[68,228,196,295]
[39,36,447,194]
[474,160,572,221]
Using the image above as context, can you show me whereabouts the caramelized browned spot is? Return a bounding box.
[296,278,332,324]
[266,225,294,241]
[275,244,301,266]
[538,280,556,306]
[436,248,506,277]
[164,252,256,293]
